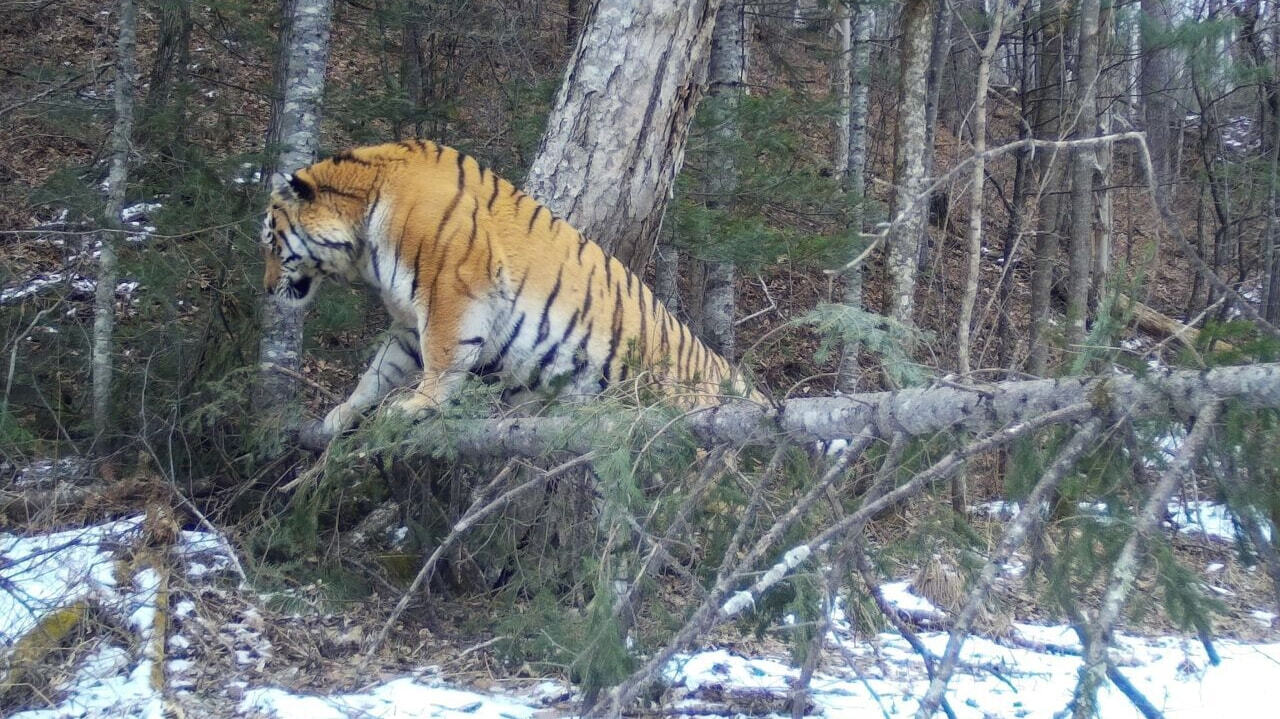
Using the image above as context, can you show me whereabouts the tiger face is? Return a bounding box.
[261,172,360,308]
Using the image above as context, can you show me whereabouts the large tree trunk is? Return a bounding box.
[525,0,723,275]
[698,0,748,360]
[255,0,333,422]
[1066,0,1101,358]
[92,0,137,447]
[884,0,935,333]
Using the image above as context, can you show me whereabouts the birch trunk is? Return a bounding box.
[885,0,935,331]
[92,0,137,445]
[255,0,333,420]
[525,0,723,275]
[1066,0,1101,357]
[699,0,748,360]
[959,1,1021,375]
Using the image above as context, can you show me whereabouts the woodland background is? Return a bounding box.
[2,1,1280,717]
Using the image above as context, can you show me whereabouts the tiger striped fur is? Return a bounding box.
[262,140,761,435]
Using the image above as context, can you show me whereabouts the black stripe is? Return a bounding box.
[435,143,445,162]
[458,337,484,346]
[636,286,648,359]
[675,323,686,378]
[659,311,670,359]
[365,185,382,228]
[395,334,423,368]
[528,205,543,232]
[370,244,381,283]
[535,267,564,344]
[602,256,613,292]
[488,173,501,213]
[331,151,373,166]
[600,285,625,388]
[456,152,467,189]
[484,232,496,278]
[581,265,595,317]
[571,324,592,382]
[454,203,480,298]
[491,314,525,368]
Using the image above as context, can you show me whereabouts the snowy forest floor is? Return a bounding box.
[3,490,1278,719]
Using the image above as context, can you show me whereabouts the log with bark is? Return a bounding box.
[299,362,1280,454]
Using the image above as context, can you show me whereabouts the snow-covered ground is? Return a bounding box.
[2,510,1277,718]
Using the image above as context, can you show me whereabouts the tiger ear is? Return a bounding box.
[274,172,316,203]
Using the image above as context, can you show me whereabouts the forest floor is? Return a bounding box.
[2,477,1277,718]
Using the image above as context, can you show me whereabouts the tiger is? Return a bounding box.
[261,140,763,437]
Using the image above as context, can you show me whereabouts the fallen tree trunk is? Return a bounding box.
[300,363,1280,455]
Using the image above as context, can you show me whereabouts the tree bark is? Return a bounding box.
[1066,0,1102,358]
[917,0,952,273]
[255,0,333,421]
[1140,0,1177,206]
[333,362,1280,457]
[1029,1,1068,375]
[884,0,935,332]
[837,1,873,392]
[525,0,723,275]
[93,0,137,446]
[698,0,748,360]
[959,1,1021,375]
[143,0,191,142]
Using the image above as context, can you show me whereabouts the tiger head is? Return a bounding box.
[261,169,361,308]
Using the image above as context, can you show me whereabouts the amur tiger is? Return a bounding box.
[261,140,762,436]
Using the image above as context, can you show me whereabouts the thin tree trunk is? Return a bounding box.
[838,2,873,392]
[143,0,191,144]
[699,0,748,360]
[255,0,333,421]
[998,2,1035,371]
[959,1,1021,375]
[525,0,723,274]
[93,0,137,446]
[1092,2,1118,310]
[1029,1,1067,376]
[1066,0,1101,358]
[917,0,952,273]
[1140,0,1177,206]
[884,0,936,333]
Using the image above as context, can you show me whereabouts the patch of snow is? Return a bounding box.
[1168,500,1271,544]
[240,678,540,719]
[880,581,942,618]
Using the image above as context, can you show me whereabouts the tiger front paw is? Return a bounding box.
[390,392,438,423]
[322,403,361,436]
